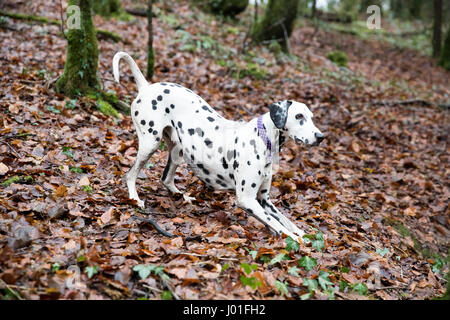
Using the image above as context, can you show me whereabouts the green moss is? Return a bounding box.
[193,0,248,16]
[328,50,348,67]
[92,0,127,19]
[439,27,450,70]
[97,99,119,118]
[55,0,99,98]
[1,175,33,187]
[147,47,155,80]
[251,0,298,52]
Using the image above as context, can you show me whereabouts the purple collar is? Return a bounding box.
[257,116,272,164]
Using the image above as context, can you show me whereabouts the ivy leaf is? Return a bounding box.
[318,270,333,290]
[288,266,300,277]
[240,263,258,275]
[352,282,368,295]
[298,256,317,271]
[221,263,230,273]
[376,248,390,257]
[240,276,262,290]
[269,253,290,265]
[301,292,312,300]
[85,265,98,279]
[249,250,258,260]
[133,264,153,280]
[285,236,300,252]
[303,278,318,292]
[275,280,289,296]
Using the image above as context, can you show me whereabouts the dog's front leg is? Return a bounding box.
[258,179,305,238]
[236,196,302,242]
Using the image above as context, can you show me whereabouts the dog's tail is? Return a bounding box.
[113,51,148,91]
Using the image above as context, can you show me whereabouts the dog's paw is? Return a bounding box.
[183,194,196,204]
[137,199,145,209]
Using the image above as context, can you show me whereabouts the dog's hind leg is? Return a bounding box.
[126,138,160,208]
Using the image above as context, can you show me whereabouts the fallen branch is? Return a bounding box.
[132,213,203,241]
[370,99,433,108]
[0,10,122,42]
[125,7,148,17]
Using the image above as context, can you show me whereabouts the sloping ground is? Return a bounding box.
[0,0,448,300]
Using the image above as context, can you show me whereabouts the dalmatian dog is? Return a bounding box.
[113,52,324,242]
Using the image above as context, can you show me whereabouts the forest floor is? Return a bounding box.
[0,0,449,300]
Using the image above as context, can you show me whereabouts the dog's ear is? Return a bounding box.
[269,100,292,129]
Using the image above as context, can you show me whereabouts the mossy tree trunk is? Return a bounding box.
[194,0,248,16]
[432,0,442,58]
[55,0,99,98]
[92,0,123,18]
[439,26,450,70]
[147,0,154,79]
[250,0,299,52]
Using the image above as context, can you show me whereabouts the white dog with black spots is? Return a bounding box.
[113,52,324,242]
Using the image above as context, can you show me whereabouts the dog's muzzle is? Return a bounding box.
[314,132,324,146]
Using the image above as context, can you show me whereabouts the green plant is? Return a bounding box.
[328,50,348,67]
[239,263,261,290]
[298,256,317,271]
[85,265,98,278]
[133,264,170,281]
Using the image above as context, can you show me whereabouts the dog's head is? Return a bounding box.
[270,100,324,146]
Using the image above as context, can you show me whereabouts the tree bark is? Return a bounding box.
[55,0,99,97]
[195,0,248,16]
[250,0,299,52]
[432,0,442,58]
[439,26,450,70]
[147,0,154,80]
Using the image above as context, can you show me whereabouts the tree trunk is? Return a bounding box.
[55,0,99,98]
[147,0,154,80]
[311,0,316,19]
[432,0,442,58]
[250,0,299,52]
[195,0,249,16]
[439,26,450,70]
[92,0,122,18]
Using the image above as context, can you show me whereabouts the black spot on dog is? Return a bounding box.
[163,89,170,94]
[233,160,239,170]
[204,138,213,148]
[152,100,157,105]
[157,95,163,101]
[221,157,228,169]
[217,174,224,180]
[141,120,146,125]
[137,99,141,103]
[162,155,171,181]
[235,137,238,144]
[177,121,182,128]
[192,145,196,150]
[207,117,215,122]
[215,125,219,130]
[188,128,195,136]
[227,150,234,161]
[261,189,267,193]
[247,161,251,166]
[241,180,245,186]
[152,105,157,110]
[250,139,256,146]
[196,128,204,137]
[251,183,256,188]
[229,173,235,181]
[149,121,154,127]
[247,208,253,214]
[165,108,170,114]
[170,104,175,109]
[205,178,211,184]
[191,154,195,161]
[153,130,158,135]
[305,139,309,144]
[218,147,223,154]
[256,155,260,160]
[258,170,261,175]
[148,128,153,133]
[135,111,139,116]
[156,137,160,141]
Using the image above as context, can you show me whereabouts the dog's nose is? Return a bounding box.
[315,132,324,145]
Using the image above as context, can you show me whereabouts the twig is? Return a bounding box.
[0,141,20,158]
[161,279,181,300]
[58,0,65,38]
[132,212,203,241]
[0,279,23,300]
[369,99,433,108]
[280,22,291,55]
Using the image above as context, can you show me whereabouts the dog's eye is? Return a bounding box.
[295,114,304,120]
